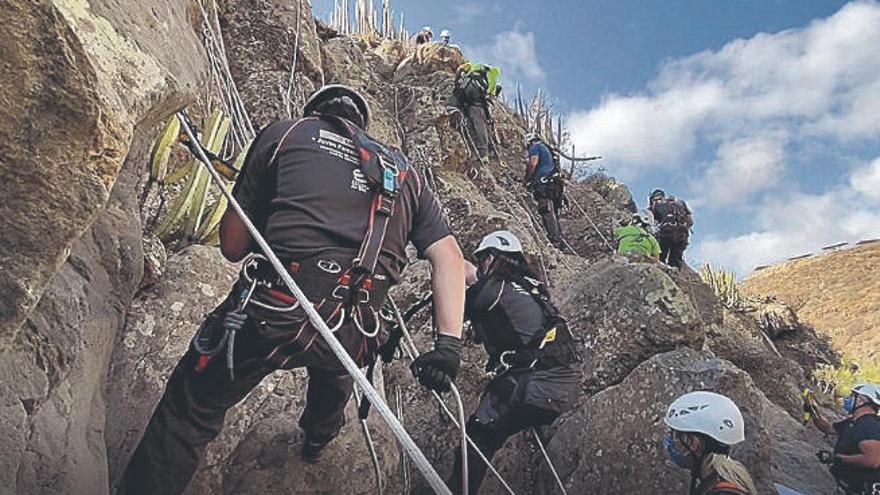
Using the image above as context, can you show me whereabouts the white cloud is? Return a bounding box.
[697,134,787,206]
[850,157,880,202]
[464,25,546,81]
[451,2,484,23]
[692,157,880,276]
[566,1,880,180]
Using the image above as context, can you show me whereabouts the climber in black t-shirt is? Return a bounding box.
[809,383,880,494]
[447,230,582,494]
[119,85,466,495]
[648,188,693,268]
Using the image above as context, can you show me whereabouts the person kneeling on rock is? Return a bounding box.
[615,210,660,259]
[809,383,880,495]
[448,230,582,494]
[664,391,758,495]
[118,85,466,495]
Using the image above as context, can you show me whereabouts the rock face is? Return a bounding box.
[0,137,148,493]
[742,242,880,363]
[541,348,837,495]
[0,0,206,342]
[0,1,851,494]
[558,258,705,393]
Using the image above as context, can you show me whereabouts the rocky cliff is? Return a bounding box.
[742,242,880,364]
[0,1,847,494]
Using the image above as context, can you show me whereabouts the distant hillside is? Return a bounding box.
[742,242,880,363]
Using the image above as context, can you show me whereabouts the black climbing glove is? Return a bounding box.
[816,450,839,465]
[410,334,462,393]
[223,310,247,333]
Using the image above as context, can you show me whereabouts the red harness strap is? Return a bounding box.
[709,480,749,495]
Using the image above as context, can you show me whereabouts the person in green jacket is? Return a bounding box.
[615,211,660,259]
[447,61,502,175]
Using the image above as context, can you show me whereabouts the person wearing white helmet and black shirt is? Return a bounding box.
[415,26,433,45]
[119,85,466,494]
[444,230,582,494]
[664,391,758,495]
[440,29,452,45]
[809,383,880,494]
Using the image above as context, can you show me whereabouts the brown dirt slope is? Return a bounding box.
[741,241,880,363]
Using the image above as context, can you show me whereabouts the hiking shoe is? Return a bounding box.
[301,438,331,464]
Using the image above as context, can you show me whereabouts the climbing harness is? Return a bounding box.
[387,296,517,495]
[531,428,567,495]
[176,112,452,495]
[353,386,384,495]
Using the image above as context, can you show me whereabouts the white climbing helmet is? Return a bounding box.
[422,26,433,34]
[524,132,542,147]
[664,391,745,446]
[852,384,880,406]
[632,210,654,226]
[441,30,451,38]
[474,230,523,256]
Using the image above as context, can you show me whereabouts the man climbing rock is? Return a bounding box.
[440,29,452,45]
[808,383,880,494]
[664,391,758,495]
[523,133,565,248]
[448,230,581,494]
[648,189,693,268]
[415,26,433,45]
[118,85,466,495]
[615,210,660,259]
[447,61,502,176]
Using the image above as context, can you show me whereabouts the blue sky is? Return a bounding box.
[313,0,880,276]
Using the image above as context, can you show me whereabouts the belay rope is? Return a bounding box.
[176,112,453,495]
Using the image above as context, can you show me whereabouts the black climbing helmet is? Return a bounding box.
[303,84,371,130]
[650,189,666,201]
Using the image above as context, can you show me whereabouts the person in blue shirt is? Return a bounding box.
[523,133,564,247]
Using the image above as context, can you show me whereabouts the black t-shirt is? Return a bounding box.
[232,117,451,283]
[832,415,880,487]
[465,274,545,353]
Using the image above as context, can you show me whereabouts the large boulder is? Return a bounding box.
[541,348,837,495]
[0,136,148,493]
[557,258,705,394]
[0,0,205,342]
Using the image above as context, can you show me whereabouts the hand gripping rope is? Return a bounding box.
[176,112,452,495]
[387,297,516,495]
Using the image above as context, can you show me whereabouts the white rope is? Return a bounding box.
[531,428,566,495]
[285,0,303,118]
[354,386,384,495]
[177,113,452,495]
[387,297,517,495]
[566,192,615,252]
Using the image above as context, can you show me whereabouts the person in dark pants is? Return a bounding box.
[648,189,693,268]
[118,85,467,495]
[448,230,582,494]
[447,61,501,175]
[523,133,564,248]
[809,383,880,494]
